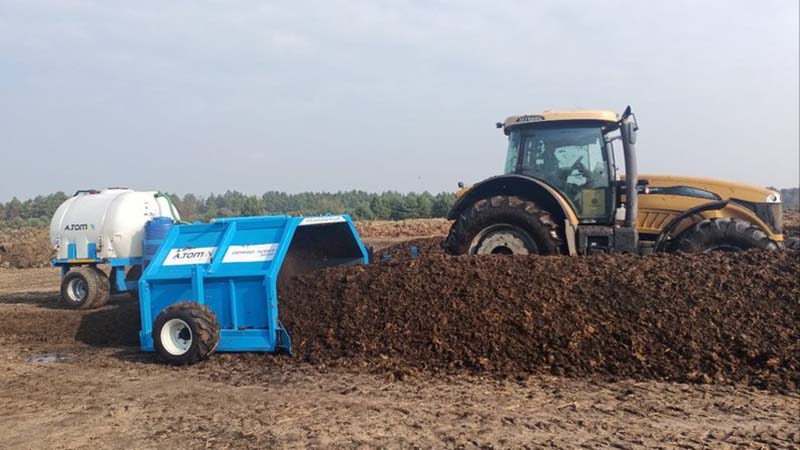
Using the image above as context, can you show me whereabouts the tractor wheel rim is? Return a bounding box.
[67,278,88,302]
[471,224,535,255]
[161,319,193,356]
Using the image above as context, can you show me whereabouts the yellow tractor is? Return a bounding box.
[445,107,786,255]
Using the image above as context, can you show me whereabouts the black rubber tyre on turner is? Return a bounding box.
[153,302,220,365]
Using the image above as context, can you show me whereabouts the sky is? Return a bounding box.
[0,0,798,201]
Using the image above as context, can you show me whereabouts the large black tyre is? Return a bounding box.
[669,218,778,253]
[153,302,220,365]
[445,195,561,255]
[59,266,110,309]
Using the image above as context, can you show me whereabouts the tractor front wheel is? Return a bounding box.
[445,195,561,256]
[669,218,777,253]
[153,302,220,365]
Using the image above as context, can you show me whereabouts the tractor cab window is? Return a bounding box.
[504,131,521,174]
[513,125,612,220]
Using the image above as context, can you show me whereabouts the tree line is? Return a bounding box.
[0,191,456,228]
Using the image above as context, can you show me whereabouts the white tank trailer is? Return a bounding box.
[50,189,180,309]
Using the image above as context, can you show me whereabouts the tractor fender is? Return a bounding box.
[717,202,781,239]
[447,175,580,254]
[654,200,728,252]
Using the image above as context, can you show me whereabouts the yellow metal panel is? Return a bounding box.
[504,109,618,130]
[638,174,778,203]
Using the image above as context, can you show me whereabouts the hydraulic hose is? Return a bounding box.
[156,193,190,224]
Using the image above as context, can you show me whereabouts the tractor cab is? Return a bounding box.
[500,112,622,224]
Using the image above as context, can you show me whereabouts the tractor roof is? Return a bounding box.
[502,109,619,134]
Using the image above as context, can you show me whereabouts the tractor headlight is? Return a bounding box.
[766,193,781,203]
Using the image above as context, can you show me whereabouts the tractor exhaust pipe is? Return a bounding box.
[620,107,638,228]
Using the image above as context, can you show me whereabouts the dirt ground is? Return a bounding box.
[784,209,800,239]
[0,228,51,269]
[356,219,450,251]
[355,219,450,239]
[1,267,799,449]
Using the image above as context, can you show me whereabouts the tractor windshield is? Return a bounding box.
[505,123,612,220]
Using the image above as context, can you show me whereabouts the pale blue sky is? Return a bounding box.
[1,0,798,201]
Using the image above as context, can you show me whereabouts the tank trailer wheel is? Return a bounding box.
[59,266,110,310]
[153,302,220,365]
[445,195,561,256]
[669,218,778,253]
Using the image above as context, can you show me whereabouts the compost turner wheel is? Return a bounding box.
[153,302,220,365]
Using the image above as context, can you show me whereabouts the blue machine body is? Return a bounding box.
[138,214,368,354]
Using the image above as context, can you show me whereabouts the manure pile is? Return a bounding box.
[0,228,52,269]
[280,248,800,391]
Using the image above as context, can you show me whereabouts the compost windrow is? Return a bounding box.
[279,243,800,391]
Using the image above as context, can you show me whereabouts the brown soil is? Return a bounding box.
[355,219,450,239]
[280,249,800,392]
[0,228,51,269]
[369,236,446,261]
[784,209,799,238]
[1,221,799,448]
[1,269,799,449]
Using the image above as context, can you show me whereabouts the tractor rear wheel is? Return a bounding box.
[669,218,777,253]
[445,195,561,255]
[59,266,110,309]
[153,302,220,365]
